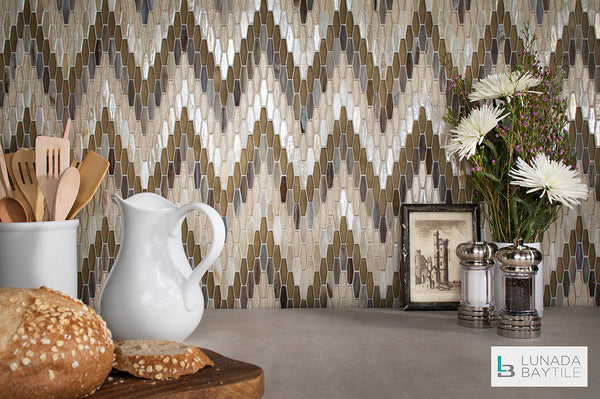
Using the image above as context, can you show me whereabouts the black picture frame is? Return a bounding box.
[401,204,480,310]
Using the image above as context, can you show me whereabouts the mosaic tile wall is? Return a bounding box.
[1,0,598,309]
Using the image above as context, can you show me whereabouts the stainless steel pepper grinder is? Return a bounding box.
[495,239,542,338]
[456,241,497,328]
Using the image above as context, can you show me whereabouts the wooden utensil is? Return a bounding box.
[53,166,80,221]
[62,118,71,140]
[67,151,109,220]
[0,142,13,198]
[0,196,28,223]
[36,135,70,220]
[3,152,34,221]
[11,148,45,222]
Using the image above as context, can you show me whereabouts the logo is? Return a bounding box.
[491,346,587,387]
[496,356,515,378]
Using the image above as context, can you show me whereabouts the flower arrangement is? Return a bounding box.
[444,31,588,243]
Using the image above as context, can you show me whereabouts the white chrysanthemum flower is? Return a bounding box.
[469,72,542,101]
[510,154,588,208]
[447,104,507,159]
[512,72,542,93]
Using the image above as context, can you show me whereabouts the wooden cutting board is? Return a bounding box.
[89,348,264,398]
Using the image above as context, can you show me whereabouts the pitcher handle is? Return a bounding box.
[169,203,226,311]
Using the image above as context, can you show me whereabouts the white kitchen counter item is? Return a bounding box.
[99,193,226,341]
[0,219,79,297]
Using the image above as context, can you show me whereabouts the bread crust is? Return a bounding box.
[0,286,114,399]
[113,340,214,380]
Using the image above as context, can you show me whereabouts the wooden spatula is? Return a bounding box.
[36,136,70,221]
[67,151,109,220]
[53,166,80,221]
[4,152,34,221]
[12,148,45,222]
[0,142,13,198]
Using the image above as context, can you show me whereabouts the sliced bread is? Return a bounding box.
[113,340,213,380]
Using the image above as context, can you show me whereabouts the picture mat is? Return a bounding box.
[408,211,473,303]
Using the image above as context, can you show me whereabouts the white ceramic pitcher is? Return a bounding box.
[98,193,225,341]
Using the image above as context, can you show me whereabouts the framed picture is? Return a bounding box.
[401,204,480,310]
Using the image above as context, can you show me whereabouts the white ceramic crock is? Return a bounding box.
[0,219,79,298]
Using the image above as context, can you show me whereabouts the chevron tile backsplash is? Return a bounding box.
[0,0,598,309]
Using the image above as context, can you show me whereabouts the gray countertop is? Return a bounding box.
[187,308,599,399]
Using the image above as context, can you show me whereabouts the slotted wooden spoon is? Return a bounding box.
[0,196,27,223]
[67,150,109,220]
[12,148,45,222]
[36,135,70,220]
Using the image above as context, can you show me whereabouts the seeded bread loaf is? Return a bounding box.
[0,286,114,399]
[113,340,214,380]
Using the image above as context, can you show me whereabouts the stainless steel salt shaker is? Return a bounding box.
[456,241,497,328]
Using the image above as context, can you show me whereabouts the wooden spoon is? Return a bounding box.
[0,196,28,223]
[11,149,45,222]
[67,151,109,220]
[53,166,80,221]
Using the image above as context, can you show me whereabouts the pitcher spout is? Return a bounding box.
[112,193,127,213]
